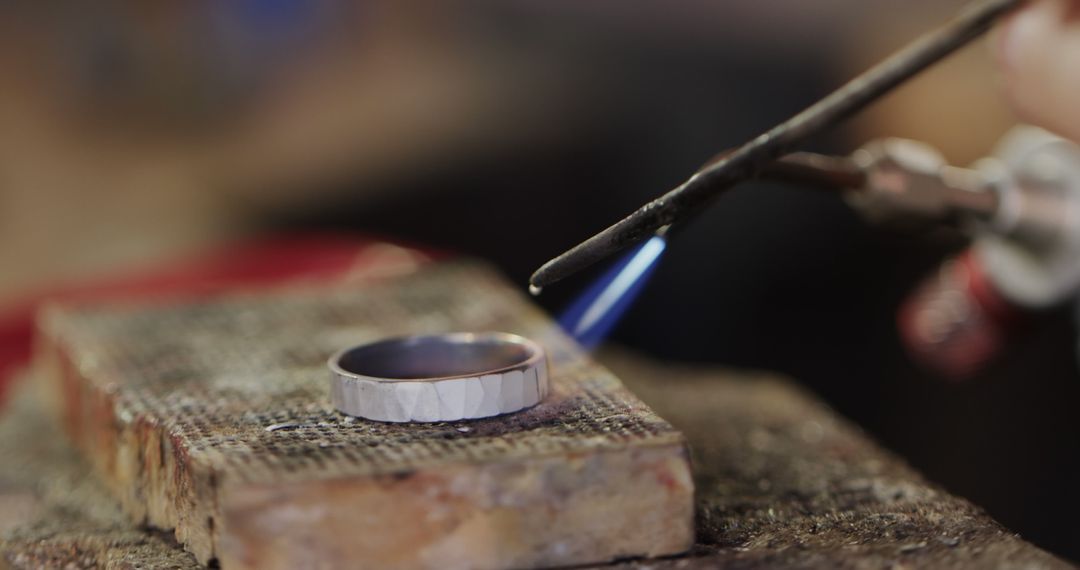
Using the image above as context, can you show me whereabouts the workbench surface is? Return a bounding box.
[2,347,1070,569]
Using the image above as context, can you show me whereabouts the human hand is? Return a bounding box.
[995,0,1080,141]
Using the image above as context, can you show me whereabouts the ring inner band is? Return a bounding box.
[337,335,536,380]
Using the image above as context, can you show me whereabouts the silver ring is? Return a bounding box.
[328,332,549,422]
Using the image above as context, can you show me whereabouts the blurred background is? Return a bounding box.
[1,0,1077,560]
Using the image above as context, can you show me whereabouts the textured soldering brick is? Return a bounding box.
[34,262,694,569]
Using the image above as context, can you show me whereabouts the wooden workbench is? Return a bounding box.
[0,261,1072,569]
[1,348,1070,569]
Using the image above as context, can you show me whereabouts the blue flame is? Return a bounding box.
[559,235,667,350]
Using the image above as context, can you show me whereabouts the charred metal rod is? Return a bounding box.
[529,0,1024,291]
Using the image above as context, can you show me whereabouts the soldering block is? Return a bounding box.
[32,261,694,570]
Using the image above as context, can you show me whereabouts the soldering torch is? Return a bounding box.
[530,0,1076,375]
[765,129,1080,377]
